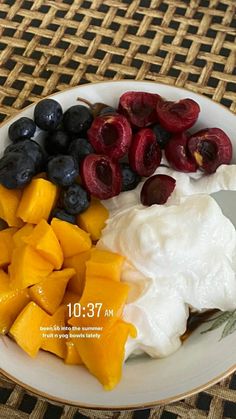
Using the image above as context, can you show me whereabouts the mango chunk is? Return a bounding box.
[0,289,30,334]
[62,291,81,306]
[69,278,129,329]
[41,305,67,358]
[29,268,75,315]
[13,224,34,247]
[0,185,23,227]
[24,219,63,269]
[0,269,10,293]
[10,301,46,357]
[17,178,58,224]
[62,291,81,322]
[51,218,92,258]
[77,199,109,241]
[86,249,124,282]
[64,250,91,295]
[9,244,54,290]
[0,227,18,267]
[74,320,136,390]
[64,340,83,365]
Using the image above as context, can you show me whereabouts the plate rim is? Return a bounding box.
[1,364,236,410]
[0,79,236,410]
[1,79,235,130]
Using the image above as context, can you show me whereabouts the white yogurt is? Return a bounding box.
[98,165,236,359]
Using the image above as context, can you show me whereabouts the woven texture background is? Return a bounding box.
[0,0,236,418]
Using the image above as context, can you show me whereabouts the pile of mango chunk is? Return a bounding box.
[0,177,136,390]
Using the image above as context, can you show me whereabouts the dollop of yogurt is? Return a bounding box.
[98,165,236,359]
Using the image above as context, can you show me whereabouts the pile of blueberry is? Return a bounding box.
[0,91,233,217]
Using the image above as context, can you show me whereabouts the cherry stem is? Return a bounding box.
[77,96,93,108]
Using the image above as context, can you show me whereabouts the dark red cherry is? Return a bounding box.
[128,128,162,177]
[156,98,200,133]
[141,174,176,206]
[187,128,233,174]
[118,91,163,128]
[165,132,198,172]
[80,154,122,199]
[87,114,132,160]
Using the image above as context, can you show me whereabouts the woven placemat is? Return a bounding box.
[0,0,236,418]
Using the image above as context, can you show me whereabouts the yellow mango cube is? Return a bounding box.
[73,320,136,390]
[10,301,47,357]
[0,288,30,334]
[24,219,63,269]
[0,227,18,267]
[69,278,129,329]
[17,178,58,224]
[29,268,75,315]
[9,244,54,290]
[64,340,83,365]
[77,199,109,241]
[62,291,81,306]
[63,250,91,295]
[41,305,67,359]
[0,269,10,293]
[13,224,34,247]
[0,185,23,227]
[86,249,124,282]
[51,218,92,258]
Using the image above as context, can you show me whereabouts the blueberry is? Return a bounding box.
[62,184,90,215]
[120,163,141,191]
[47,155,79,187]
[51,207,76,224]
[63,105,93,135]
[8,117,36,142]
[4,139,45,172]
[34,98,63,131]
[0,152,35,189]
[152,124,171,149]
[68,138,94,164]
[99,106,117,116]
[45,130,71,155]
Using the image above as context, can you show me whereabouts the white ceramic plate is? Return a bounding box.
[0,81,236,410]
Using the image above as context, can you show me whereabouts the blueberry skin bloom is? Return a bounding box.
[50,207,76,224]
[0,152,36,189]
[62,183,90,215]
[8,117,36,142]
[46,155,79,187]
[34,98,63,131]
[4,139,45,173]
[68,138,94,163]
[120,162,141,191]
[152,124,172,149]
[45,130,71,155]
[63,105,93,135]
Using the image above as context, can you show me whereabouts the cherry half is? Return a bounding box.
[80,154,122,199]
[118,91,163,128]
[156,98,200,133]
[165,132,198,172]
[129,128,162,177]
[187,128,233,174]
[141,174,176,206]
[87,114,132,160]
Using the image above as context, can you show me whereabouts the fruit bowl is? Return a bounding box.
[0,80,236,409]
